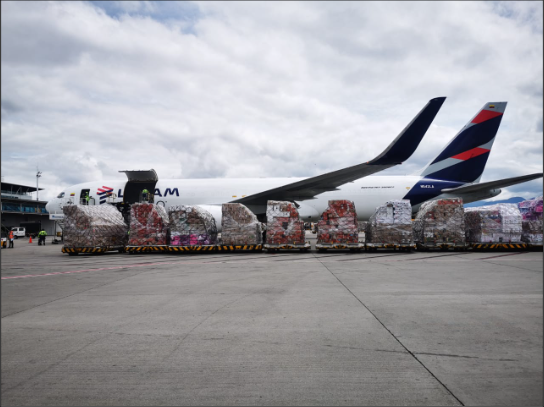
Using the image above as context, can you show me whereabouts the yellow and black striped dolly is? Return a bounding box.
[264,243,311,252]
[216,244,263,252]
[62,246,124,255]
[126,246,169,254]
[471,243,528,250]
[366,244,415,251]
[169,245,217,253]
[316,243,364,252]
[416,243,467,251]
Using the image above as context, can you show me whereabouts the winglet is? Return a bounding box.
[370,97,446,165]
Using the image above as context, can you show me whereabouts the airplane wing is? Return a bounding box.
[233,97,446,205]
[440,173,543,195]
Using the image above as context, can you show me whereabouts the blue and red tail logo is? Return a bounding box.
[420,102,506,183]
[97,186,114,204]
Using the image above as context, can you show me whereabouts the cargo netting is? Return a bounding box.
[519,196,543,244]
[63,204,128,248]
[464,203,522,243]
[413,198,465,245]
[221,203,264,245]
[168,205,218,246]
[266,200,306,245]
[128,203,169,246]
[317,200,359,244]
[366,199,414,245]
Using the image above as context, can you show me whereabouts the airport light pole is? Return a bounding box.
[36,171,42,201]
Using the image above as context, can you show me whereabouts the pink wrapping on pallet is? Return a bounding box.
[518,196,543,220]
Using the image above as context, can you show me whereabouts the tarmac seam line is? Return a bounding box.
[313,254,465,406]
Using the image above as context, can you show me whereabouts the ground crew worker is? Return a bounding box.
[142,188,149,202]
[9,230,14,248]
[38,229,47,245]
[85,192,90,205]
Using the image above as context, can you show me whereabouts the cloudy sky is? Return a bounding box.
[2,1,543,203]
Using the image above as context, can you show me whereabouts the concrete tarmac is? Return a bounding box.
[1,235,542,406]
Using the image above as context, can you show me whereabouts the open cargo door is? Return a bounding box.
[119,169,159,204]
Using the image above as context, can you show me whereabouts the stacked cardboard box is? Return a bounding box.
[63,204,128,248]
[317,200,359,244]
[413,198,465,244]
[168,205,218,246]
[366,200,413,245]
[128,203,169,246]
[519,196,543,243]
[221,203,264,245]
[464,204,522,243]
[266,200,306,245]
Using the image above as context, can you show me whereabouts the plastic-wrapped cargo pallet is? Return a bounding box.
[168,205,218,246]
[464,204,522,243]
[63,204,128,248]
[317,200,359,244]
[413,198,465,246]
[366,199,414,246]
[518,196,543,244]
[265,200,306,245]
[221,203,264,245]
[128,203,169,246]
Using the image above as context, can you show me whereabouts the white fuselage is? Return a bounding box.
[46,175,432,219]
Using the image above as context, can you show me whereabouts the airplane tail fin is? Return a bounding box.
[420,102,507,183]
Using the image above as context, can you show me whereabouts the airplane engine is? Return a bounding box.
[295,201,321,222]
[195,204,223,233]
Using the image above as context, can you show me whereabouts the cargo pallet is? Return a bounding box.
[365,243,416,252]
[315,243,364,252]
[169,245,217,253]
[265,242,311,252]
[126,245,169,254]
[416,243,467,251]
[62,246,125,255]
[470,242,528,251]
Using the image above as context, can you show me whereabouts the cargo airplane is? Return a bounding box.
[45,98,543,227]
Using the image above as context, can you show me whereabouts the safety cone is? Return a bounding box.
[29,235,33,243]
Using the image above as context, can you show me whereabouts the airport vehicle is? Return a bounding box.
[45,99,543,227]
[1,232,7,248]
[11,227,25,239]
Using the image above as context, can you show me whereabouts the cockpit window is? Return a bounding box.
[57,192,65,198]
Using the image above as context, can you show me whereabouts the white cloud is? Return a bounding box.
[1,1,542,202]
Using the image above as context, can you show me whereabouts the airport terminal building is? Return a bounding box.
[1,181,57,236]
